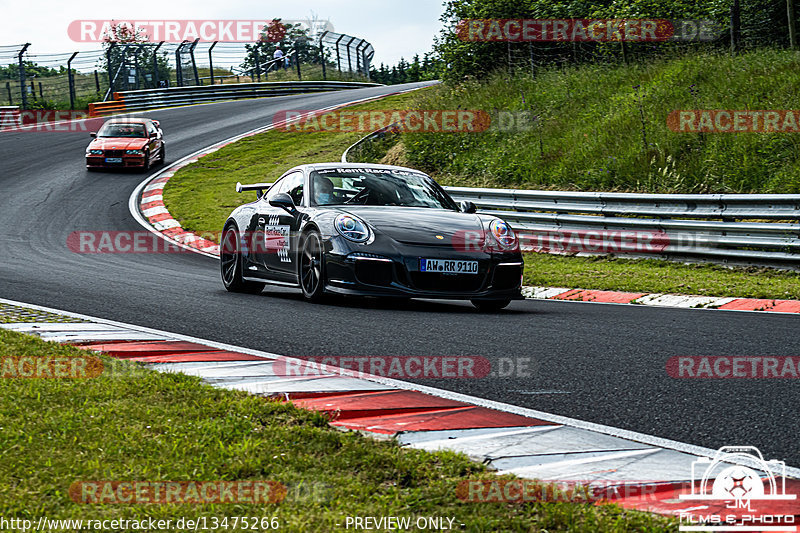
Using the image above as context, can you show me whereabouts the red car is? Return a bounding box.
[85,118,165,171]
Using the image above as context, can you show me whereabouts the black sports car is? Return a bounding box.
[220,163,523,311]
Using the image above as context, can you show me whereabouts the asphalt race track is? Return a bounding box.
[1,81,798,467]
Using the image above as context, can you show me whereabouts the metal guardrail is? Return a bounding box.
[342,126,800,267]
[89,81,381,115]
[444,187,800,265]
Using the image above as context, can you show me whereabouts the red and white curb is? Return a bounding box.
[2,296,798,520]
[523,286,800,314]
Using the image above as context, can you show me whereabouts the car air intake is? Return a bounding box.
[355,258,394,286]
[491,263,523,290]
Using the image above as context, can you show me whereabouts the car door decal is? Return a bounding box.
[265,214,291,263]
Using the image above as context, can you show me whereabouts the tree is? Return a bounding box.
[241,19,323,74]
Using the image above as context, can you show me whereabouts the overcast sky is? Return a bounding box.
[1,0,446,67]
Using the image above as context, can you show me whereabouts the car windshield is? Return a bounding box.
[310,168,458,209]
[98,123,146,138]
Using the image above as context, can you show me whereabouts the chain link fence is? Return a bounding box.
[0,31,374,110]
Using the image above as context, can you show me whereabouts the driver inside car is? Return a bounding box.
[314,176,335,205]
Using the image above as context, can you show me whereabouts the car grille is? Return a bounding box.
[104,150,124,157]
[409,271,485,292]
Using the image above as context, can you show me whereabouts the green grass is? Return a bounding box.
[162,91,424,239]
[524,253,800,300]
[0,329,674,531]
[402,48,800,193]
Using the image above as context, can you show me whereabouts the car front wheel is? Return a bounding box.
[299,230,325,302]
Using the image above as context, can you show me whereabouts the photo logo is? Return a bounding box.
[678,446,796,531]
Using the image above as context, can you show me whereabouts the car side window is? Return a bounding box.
[146,122,156,136]
[283,172,304,205]
[264,177,287,202]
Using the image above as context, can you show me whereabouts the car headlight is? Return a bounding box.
[335,214,370,242]
[87,149,103,155]
[125,149,144,155]
[489,219,517,249]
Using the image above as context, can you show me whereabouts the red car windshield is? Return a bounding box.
[98,123,146,138]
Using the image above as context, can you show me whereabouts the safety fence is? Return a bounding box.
[0,30,374,110]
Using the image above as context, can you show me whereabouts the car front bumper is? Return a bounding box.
[322,237,524,300]
[86,155,146,168]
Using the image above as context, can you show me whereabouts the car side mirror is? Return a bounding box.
[150,132,157,138]
[89,132,97,138]
[269,192,296,213]
[459,201,477,213]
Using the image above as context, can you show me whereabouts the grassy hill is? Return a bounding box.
[398,49,800,194]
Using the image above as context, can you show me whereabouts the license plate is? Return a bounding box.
[105,157,122,163]
[420,258,478,274]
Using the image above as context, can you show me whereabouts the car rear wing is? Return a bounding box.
[235,182,273,199]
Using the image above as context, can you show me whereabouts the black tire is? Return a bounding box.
[299,230,326,302]
[160,144,166,164]
[471,299,511,312]
[220,224,265,294]
[142,151,151,172]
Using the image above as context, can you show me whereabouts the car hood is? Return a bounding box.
[336,206,484,246]
[88,137,148,150]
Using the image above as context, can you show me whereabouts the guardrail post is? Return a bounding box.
[106,44,115,97]
[176,41,186,87]
[190,38,200,86]
[356,40,367,76]
[345,36,356,73]
[208,41,218,84]
[18,43,30,110]
[295,42,302,80]
[152,41,163,88]
[334,35,344,72]
[67,51,78,110]
[318,31,328,80]
[133,45,141,90]
[253,48,261,82]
